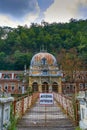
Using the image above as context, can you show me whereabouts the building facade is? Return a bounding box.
[0,71,25,94]
[29,50,62,93]
[0,53,86,95]
[62,71,87,94]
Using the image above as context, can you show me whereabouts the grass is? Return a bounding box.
[75,126,82,130]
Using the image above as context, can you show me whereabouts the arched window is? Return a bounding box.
[42,82,49,93]
[4,84,8,92]
[11,83,15,91]
[41,57,47,65]
[32,82,38,92]
[18,84,21,92]
[52,82,58,92]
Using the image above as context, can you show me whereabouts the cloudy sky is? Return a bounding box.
[0,0,87,27]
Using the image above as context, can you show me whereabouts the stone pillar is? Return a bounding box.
[77,91,87,130]
[22,85,25,94]
[29,77,32,91]
[39,77,42,92]
[0,97,14,130]
[58,77,62,93]
[79,100,87,129]
[49,76,52,93]
[49,85,52,93]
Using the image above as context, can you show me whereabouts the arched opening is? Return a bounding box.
[52,82,58,92]
[42,82,49,93]
[32,82,38,92]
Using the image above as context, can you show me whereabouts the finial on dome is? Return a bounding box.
[40,44,47,52]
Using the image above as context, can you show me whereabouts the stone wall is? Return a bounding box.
[13,93,39,119]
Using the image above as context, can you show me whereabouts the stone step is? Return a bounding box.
[17,99,76,130]
[17,126,75,130]
[17,119,75,127]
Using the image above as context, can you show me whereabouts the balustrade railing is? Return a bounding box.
[12,92,39,119]
[54,93,79,125]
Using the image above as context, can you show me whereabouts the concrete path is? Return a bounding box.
[17,99,76,130]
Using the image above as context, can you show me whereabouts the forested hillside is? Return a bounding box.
[0,19,87,70]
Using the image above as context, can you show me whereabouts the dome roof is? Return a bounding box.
[30,52,57,66]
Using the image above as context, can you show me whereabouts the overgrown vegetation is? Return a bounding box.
[75,126,82,130]
[0,19,87,70]
[8,104,17,130]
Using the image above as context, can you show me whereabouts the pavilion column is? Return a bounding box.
[39,77,42,92]
[58,77,62,93]
[29,77,32,91]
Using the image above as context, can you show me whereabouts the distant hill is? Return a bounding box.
[0,19,87,70]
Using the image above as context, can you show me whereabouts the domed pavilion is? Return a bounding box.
[29,50,62,93]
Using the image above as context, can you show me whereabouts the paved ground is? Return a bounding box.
[17,99,76,130]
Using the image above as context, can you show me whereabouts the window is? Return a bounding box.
[5,86,7,90]
[12,86,14,91]
[70,85,73,90]
[52,82,58,92]
[18,86,21,90]
[42,70,48,75]
[0,85,2,90]
[4,84,8,91]
[85,83,87,88]
[66,84,70,89]
[15,75,20,80]
[42,57,47,65]
[79,83,83,89]
[11,83,15,91]
[18,84,21,90]
[4,74,10,79]
[32,82,38,92]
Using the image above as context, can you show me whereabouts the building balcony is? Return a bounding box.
[29,73,62,77]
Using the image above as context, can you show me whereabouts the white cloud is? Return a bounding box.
[80,0,87,5]
[24,1,40,24]
[0,12,39,27]
[0,0,40,27]
[0,15,19,27]
[44,0,87,23]
[0,0,87,27]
